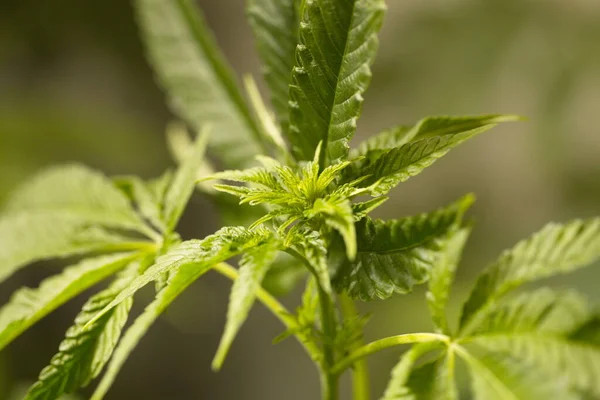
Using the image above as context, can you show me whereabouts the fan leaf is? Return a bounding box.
[0,253,138,351]
[288,0,386,164]
[212,238,280,370]
[135,0,264,168]
[332,195,473,301]
[88,227,274,324]
[427,227,471,334]
[247,0,300,131]
[25,274,134,399]
[163,129,209,231]
[460,218,600,334]
[90,259,215,400]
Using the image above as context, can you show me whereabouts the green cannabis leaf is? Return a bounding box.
[0,253,138,351]
[25,271,135,400]
[288,0,386,164]
[2,0,598,399]
[332,195,473,301]
[135,0,265,168]
[247,0,300,132]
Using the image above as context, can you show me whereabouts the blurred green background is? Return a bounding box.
[1,0,599,399]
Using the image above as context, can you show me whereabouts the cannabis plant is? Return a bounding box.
[2,0,600,399]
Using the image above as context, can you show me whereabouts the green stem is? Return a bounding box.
[212,263,322,364]
[284,248,339,399]
[339,294,370,400]
[331,333,450,375]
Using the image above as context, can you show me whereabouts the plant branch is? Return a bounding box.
[211,263,322,364]
[339,294,370,400]
[331,333,450,375]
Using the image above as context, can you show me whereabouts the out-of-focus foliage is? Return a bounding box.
[1,0,599,399]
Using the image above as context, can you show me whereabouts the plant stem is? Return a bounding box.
[339,294,370,400]
[331,333,450,375]
[212,263,322,364]
[285,248,340,400]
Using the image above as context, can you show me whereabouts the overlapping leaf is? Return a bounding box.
[460,218,600,334]
[0,165,155,283]
[461,350,577,400]
[135,0,264,168]
[0,253,138,350]
[247,0,300,130]
[288,0,386,163]
[90,259,216,400]
[349,114,518,166]
[333,195,473,301]
[351,125,501,196]
[87,227,273,324]
[162,129,209,231]
[213,238,280,370]
[25,274,134,399]
[427,228,470,334]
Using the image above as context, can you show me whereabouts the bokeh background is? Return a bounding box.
[1,0,599,399]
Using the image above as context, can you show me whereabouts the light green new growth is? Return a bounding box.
[0,1,598,400]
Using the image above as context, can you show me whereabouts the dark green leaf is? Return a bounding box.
[333,195,473,301]
[288,0,386,163]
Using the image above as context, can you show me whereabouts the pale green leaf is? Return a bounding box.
[306,195,356,260]
[288,0,386,163]
[88,227,273,324]
[0,253,138,351]
[460,349,577,400]
[427,228,470,334]
[163,129,209,231]
[333,195,473,301]
[350,125,411,160]
[0,213,142,285]
[212,239,280,370]
[468,288,590,337]
[4,164,147,232]
[460,218,600,334]
[90,260,215,400]
[381,342,444,400]
[25,275,134,399]
[135,0,265,168]
[472,334,600,396]
[113,175,169,233]
[247,0,300,131]
[354,125,500,196]
[243,75,289,156]
[352,115,519,160]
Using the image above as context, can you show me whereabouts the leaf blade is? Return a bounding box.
[212,239,280,370]
[135,0,264,168]
[460,218,600,334]
[25,275,134,399]
[247,0,300,131]
[90,260,215,400]
[288,0,386,163]
[0,253,138,351]
[333,195,473,301]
